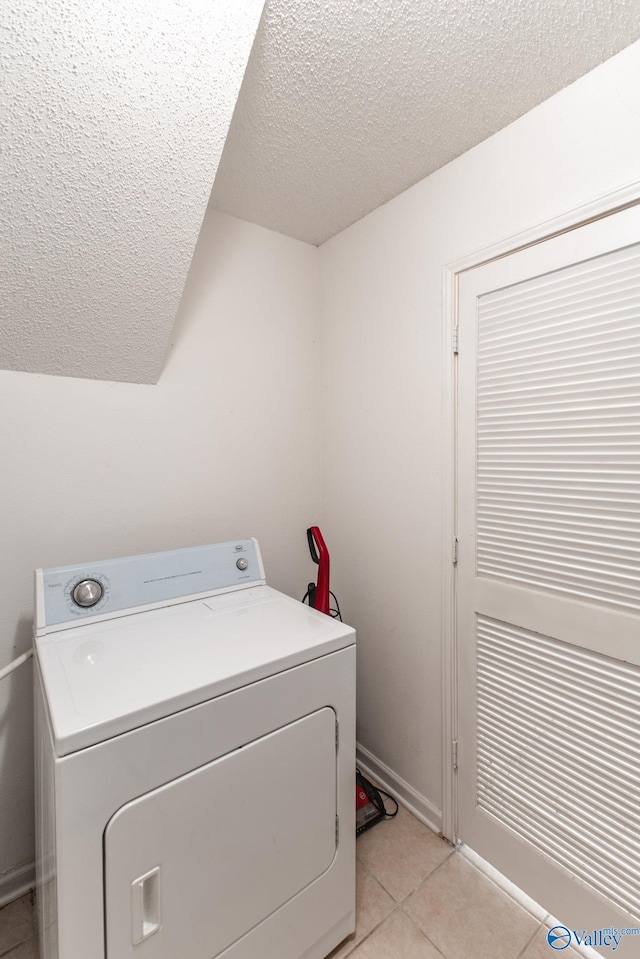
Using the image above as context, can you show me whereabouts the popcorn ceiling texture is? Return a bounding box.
[5,1,640,383]
[1,0,264,384]
[210,0,640,245]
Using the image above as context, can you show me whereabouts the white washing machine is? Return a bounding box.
[34,539,355,959]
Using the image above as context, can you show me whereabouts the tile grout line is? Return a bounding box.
[345,905,450,959]
[338,859,397,957]
[394,853,456,958]
[350,834,453,956]
[515,919,546,959]
[394,907,450,959]
[358,845,454,906]
[394,842,456,905]
[418,927,449,959]
[340,905,403,957]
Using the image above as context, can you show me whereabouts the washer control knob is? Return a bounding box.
[72,579,103,608]
[236,558,249,571]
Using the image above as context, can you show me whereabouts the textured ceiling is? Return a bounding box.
[1,0,264,384]
[6,2,640,385]
[210,0,640,245]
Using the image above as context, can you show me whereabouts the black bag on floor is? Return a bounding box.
[355,768,399,836]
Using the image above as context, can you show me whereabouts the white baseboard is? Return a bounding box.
[0,861,35,909]
[356,742,442,835]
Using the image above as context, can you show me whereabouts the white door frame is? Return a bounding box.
[440,176,640,844]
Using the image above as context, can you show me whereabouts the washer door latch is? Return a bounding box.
[131,866,161,944]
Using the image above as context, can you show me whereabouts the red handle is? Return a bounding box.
[307,526,330,616]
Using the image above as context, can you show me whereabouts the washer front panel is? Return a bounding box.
[105,709,337,958]
[46,646,356,959]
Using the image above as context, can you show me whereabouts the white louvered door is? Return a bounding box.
[456,203,640,931]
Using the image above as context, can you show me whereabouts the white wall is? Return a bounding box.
[320,41,640,822]
[0,210,321,894]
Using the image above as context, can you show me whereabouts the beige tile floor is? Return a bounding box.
[0,808,601,959]
[329,804,597,959]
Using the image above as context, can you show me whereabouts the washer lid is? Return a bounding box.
[35,586,355,756]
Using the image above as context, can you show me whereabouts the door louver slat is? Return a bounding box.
[476,243,640,612]
[476,615,640,920]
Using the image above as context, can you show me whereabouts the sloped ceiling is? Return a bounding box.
[210,0,640,245]
[5,2,640,385]
[1,0,265,384]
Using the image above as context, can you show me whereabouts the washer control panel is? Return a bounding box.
[35,539,265,632]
